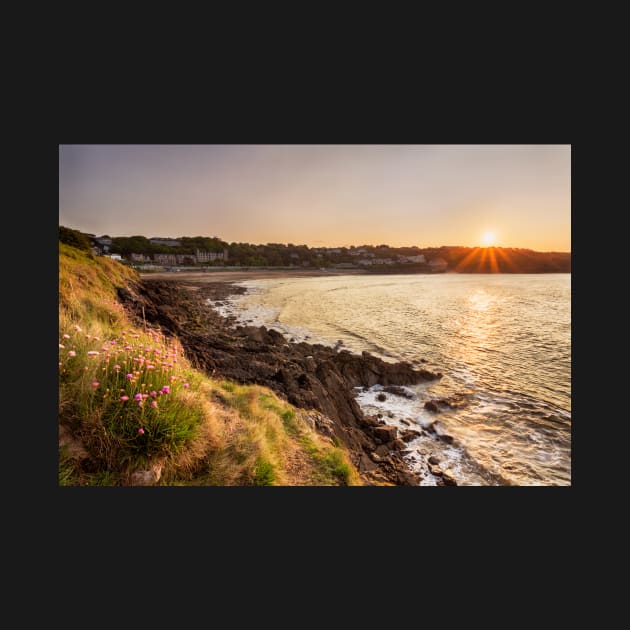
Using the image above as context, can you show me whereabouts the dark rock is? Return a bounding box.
[359,453,379,472]
[438,433,454,444]
[400,418,411,426]
[376,393,387,402]
[401,429,422,442]
[428,455,440,465]
[375,444,391,457]
[442,470,457,485]
[373,425,397,443]
[429,464,443,476]
[392,439,407,451]
[383,385,416,399]
[424,400,439,412]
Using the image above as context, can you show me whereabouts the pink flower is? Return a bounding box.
[63,334,71,339]
[125,373,134,379]
[161,386,170,395]
[87,351,100,356]
[73,325,82,332]
[91,381,100,388]
[110,340,116,345]
[183,383,190,389]
[68,350,76,357]
[150,391,157,397]
[59,344,65,349]
[138,427,145,435]
[125,345,132,351]
[113,364,121,371]
[134,393,143,401]
[120,395,129,401]
[147,365,155,370]
[170,375,177,382]
[151,401,158,408]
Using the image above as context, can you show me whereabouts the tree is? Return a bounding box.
[59,226,91,251]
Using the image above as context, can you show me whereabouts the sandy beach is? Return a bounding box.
[140,268,367,284]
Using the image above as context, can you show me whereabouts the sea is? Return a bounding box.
[209,273,571,486]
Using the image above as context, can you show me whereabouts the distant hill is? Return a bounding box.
[61,225,570,273]
[424,246,571,273]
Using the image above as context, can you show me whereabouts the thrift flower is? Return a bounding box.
[161,386,170,395]
[151,401,158,408]
[125,373,134,379]
[134,393,143,401]
[113,365,121,371]
[138,427,145,435]
[150,391,157,397]
[63,334,70,339]
[183,383,190,389]
[68,350,76,357]
[59,344,65,349]
[87,351,100,356]
[121,395,129,401]
[91,381,100,388]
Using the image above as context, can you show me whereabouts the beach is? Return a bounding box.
[140,268,367,284]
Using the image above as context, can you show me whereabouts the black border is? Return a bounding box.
[50,96,577,564]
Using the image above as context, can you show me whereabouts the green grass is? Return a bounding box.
[253,457,276,486]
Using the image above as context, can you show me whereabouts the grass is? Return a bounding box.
[58,243,362,486]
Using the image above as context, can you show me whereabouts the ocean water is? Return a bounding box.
[210,273,571,486]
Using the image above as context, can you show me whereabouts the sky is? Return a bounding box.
[59,144,571,251]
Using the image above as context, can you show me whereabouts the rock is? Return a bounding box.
[401,429,422,442]
[130,463,162,486]
[376,393,387,402]
[375,444,391,457]
[373,425,397,443]
[438,433,454,444]
[428,464,443,476]
[383,385,416,399]
[400,418,411,426]
[369,451,382,463]
[359,453,379,472]
[392,439,407,451]
[397,471,421,485]
[424,400,439,412]
[442,470,457,486]
[428,455,440,465]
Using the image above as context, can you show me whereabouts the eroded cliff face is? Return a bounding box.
[118,278,442,485]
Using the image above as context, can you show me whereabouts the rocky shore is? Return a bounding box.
[118,277,443,485]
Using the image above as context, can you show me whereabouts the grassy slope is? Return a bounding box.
[58,243,361,486]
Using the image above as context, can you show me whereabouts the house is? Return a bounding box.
[108,254,123,261]
[400,254,426,264]
[95,236,112,252]
[195,249,228,263]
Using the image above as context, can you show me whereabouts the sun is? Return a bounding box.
[482,231,496,246]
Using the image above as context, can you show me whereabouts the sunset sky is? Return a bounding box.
[59,144,571,251]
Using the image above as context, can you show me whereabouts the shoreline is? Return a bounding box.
[139,268,368,283]
[123,275,445,485]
